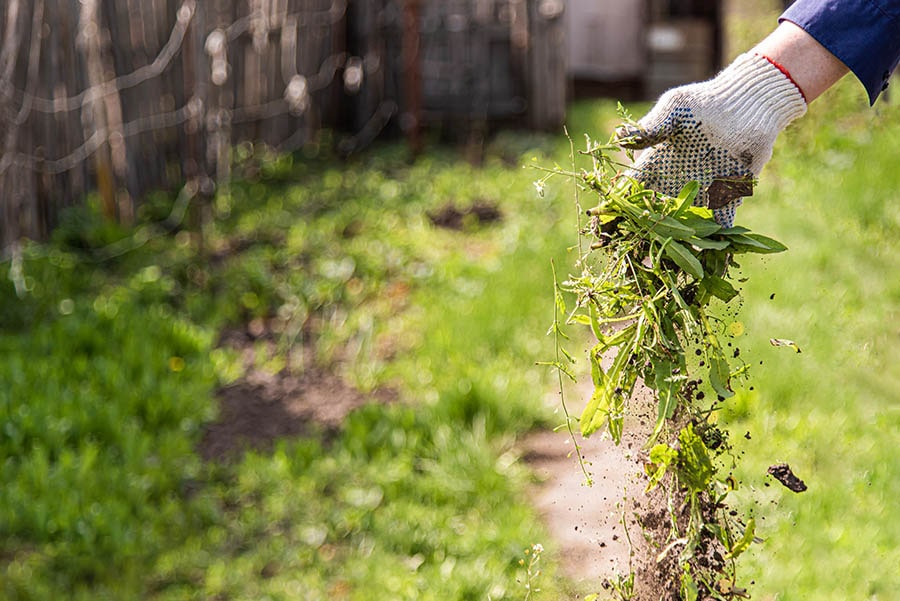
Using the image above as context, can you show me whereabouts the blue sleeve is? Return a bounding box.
[780,0,900,105]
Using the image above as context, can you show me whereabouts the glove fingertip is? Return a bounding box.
[614,124,657,150]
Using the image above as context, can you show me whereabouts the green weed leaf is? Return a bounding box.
[536,361,577,382]
[589,344,605,388]
[681,565,699,601]
[588,302,603,341]
[741,232,788,253]
[554,281,567,315]
[676,424,715,492]
[674,181,701,216]
[649,359,679,445]
[687,236,730,251]
[708,354,734,399]
[701,275,739,303]
[725,232,787,254]
[663,240,704,280]
[677,215,722,238]
[724,518,756,560]
[580,385,612,437]
[718,226,751,235]
[646,215,697,241]
[646,443,678,491]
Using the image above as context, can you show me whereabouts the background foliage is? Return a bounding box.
[1,129,579,600]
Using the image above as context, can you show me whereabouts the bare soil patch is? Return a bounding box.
[428,200,503,230]
[198,325,395,461]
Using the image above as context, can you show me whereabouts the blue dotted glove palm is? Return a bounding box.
[618,53,807,226]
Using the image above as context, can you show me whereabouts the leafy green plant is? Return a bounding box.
[543,124,788,598]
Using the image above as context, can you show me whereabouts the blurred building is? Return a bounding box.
[567,0,722,101]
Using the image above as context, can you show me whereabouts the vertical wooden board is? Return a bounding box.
[179,0,207,183]
[526,0,565,130]
[0,0,28,247]
[47,0,88,214]
[159,0,182,190]
[566,0,646,80]
[346,0,385,133]
[117,0,142,199]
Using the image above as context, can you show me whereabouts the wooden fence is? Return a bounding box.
[0,0,565,253]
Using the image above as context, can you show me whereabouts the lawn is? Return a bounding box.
[717,76,900,600]
[0,123,592,600]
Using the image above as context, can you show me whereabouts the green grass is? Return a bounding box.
[0,121,592,599]
[718,78,900,600]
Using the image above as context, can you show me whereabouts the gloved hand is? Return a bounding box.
[617,53,807,226]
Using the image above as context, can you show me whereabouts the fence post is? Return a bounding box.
[0,0,27,250]
[527,0,566,131]
[401,0,422,155]
[76,0,124,220]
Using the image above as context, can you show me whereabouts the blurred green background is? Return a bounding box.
[2,2,898,600]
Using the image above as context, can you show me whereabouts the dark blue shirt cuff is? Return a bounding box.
[780,0,900,105]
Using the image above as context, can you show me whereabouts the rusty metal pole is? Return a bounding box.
[402,0,422,155]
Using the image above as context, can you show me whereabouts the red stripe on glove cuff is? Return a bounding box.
[757,53,808,104]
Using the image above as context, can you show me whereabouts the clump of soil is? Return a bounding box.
[428,200,502,230]
[198,324,394,462]
[768,463,808,493]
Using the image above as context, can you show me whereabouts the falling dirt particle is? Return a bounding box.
[767,463,808,493]
[744,431,751,440]
[769,293,776,300]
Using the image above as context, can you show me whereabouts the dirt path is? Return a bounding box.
[522,386,661,596]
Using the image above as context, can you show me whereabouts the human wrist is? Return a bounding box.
[752,21,850,103]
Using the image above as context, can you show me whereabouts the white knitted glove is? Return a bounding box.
[618,53,807,226]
